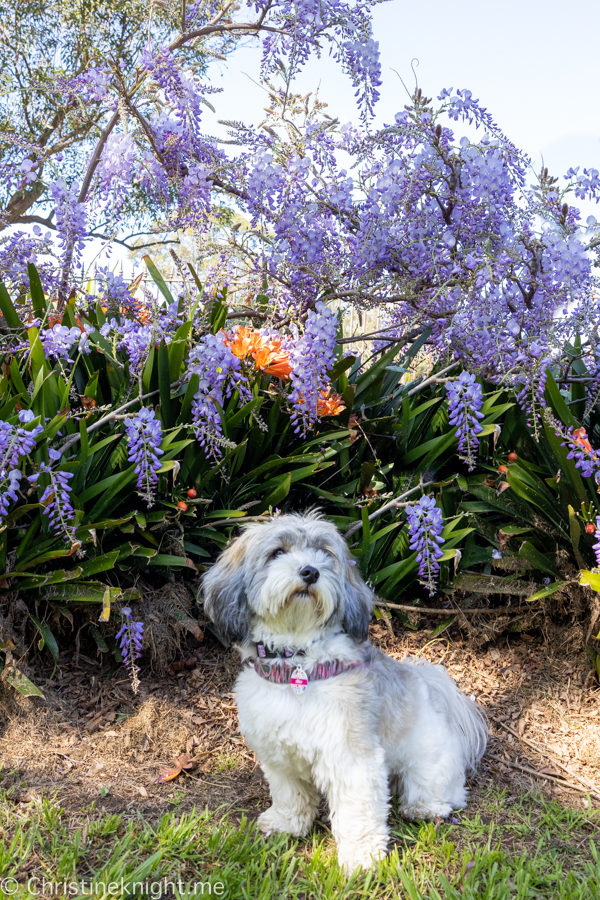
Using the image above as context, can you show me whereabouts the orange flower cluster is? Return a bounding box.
[316,389,346,417]
[221,326,292,380]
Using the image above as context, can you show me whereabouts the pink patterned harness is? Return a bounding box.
[253,657,364,685]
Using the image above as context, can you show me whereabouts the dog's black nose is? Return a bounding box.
[299,565,320,585]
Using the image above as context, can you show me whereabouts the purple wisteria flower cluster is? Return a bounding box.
[41,323,95,363]
[0,411,44,519]
[446,372,485,471]
[593,518,600,568]
[115,607,144,694]
[29,449,77,545]
[100,318,156,370]
[289,302,338,433]
[125,408,164,507]
[406,495,446,595]
[187,334,243,456]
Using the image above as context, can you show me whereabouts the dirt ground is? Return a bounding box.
[1,615,599,832]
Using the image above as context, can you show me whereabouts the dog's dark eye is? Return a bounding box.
[271,548,285,559]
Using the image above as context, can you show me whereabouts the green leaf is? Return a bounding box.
[149,554,196,569]
[28,326,46,382]
[542,415,588,507]
[404,430,457,471]
[89,624,109,652]
[506,468,568,537]
[55,582,123,603]
[580,570,600,593]
[168,321,192,381]
[5,667,44,697]
[29,615,59,664]
[525,581,569,602]
[28,263,47,316]
[16,567,83,591]
[225,398,262,431]
[143,255,175,304]
[14,546,81,572]
[80,464,137,504]
[86,467,137,521]
[518,541,563,579]
[78,550,120,578]
[176,373,199,426]
[353,343,399,403]
[568,505,586,569]
[258,471,292,514]
[158,339,173,428]
[544,370,579,429]
[142,344,156,395]
[328,356,356,381]
[209,298,228,334]
[0,281,23,331]
[9,359,27,395]
[428,616,457,637]
[450,573,533,595]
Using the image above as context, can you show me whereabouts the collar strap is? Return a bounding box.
[253,657,363,685]
[255,642,306,659]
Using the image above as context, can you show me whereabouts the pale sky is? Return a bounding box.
[206,0,600,180]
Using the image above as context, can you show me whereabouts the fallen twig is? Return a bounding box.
[485,752,600,803]
[345,480,435,538]
[373,600,533,616]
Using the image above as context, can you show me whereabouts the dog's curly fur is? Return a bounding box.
[202,512,487,872]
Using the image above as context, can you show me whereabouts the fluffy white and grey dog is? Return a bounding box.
[202,511,487,872]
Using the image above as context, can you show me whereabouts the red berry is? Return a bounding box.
[187,488,197,498]
[498,465,508,474]
[508,452,518,462]
[586,523,596,534]
[177,501,188,512]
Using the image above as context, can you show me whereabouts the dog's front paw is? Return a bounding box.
[258,806,313,838]
[337,840,388,874]
[399,801,452,821]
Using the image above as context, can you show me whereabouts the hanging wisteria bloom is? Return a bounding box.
[0,410,44,521]
[100,318,157,370]
[0,469,22,519]
[29,449,77,545]
[41,322,95,363]
[289,302,338,433]
[406,495,446,595]
[446,372,485,470]
[125,408,164,506]
[115,607,144,693]
[187,334,243,457]
[593,518,600,568]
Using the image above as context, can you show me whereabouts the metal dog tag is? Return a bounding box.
[290,666,308,694]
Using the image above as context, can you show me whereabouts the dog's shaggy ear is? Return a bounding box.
[342,562,374,642]
[201,533,252,645]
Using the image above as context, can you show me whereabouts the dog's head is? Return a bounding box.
[201,512,373,646]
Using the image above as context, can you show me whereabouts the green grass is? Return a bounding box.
[2,787,599,899]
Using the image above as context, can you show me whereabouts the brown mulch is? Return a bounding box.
[0,617,599,822]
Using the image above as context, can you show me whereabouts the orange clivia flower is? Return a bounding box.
[222,326,265,359]
[572,427,593,454]
[316,389,346,417]
[253,343,292,380]
[222,327,293,380]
